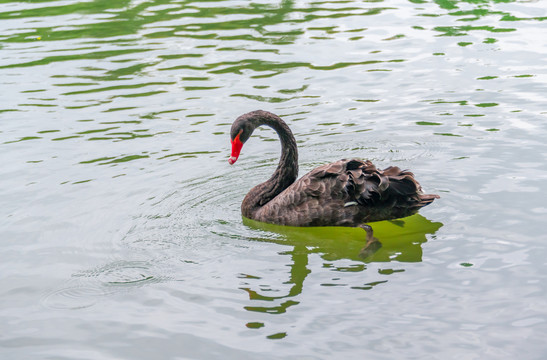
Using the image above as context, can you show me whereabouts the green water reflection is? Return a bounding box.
[241,215,442,314]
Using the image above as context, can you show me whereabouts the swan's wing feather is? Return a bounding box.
[341,159,439,213]
[255,158,438,226]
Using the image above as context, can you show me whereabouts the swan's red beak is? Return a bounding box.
[229,133,243,165]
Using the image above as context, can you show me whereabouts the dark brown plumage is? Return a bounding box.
[229,110,439,234]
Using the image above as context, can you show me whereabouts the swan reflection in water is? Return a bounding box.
[239,214,442,316]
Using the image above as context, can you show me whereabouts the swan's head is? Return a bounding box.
[228,113,256,165]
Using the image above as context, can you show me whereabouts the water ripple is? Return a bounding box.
[42,258,169,309]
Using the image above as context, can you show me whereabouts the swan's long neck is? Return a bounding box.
[241,112,298,219]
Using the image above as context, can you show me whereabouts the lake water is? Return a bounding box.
[1,0,547,358]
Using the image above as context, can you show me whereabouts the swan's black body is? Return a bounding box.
[229,110,439,227]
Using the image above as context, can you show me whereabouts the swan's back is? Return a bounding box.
[254,158,439,226]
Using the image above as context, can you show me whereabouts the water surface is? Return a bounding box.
[2,0,547,358]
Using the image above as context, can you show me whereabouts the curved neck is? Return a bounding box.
[242,111,298,218]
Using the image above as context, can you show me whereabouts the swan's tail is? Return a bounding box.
[415,193,440,209]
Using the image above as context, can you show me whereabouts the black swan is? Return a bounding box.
[229,110,439,254]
